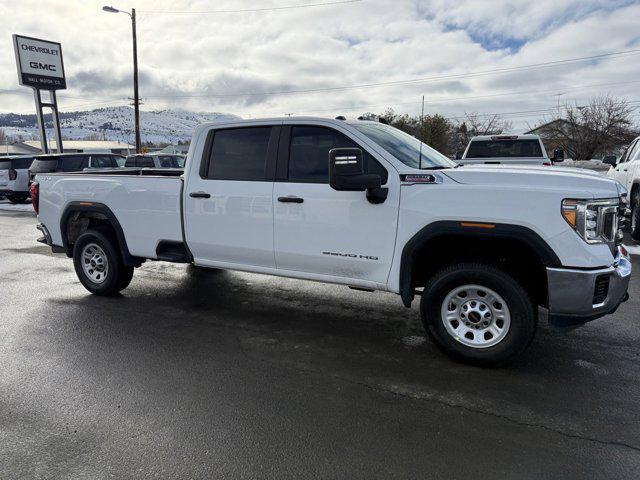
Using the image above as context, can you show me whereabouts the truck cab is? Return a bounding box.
[459,134,563,166]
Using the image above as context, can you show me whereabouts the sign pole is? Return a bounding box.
[32,88,48,154]
[50,91,63,153]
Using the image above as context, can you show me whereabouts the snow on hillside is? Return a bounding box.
[0,106,239,144]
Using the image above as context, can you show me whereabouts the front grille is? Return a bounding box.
[593,275,610,305]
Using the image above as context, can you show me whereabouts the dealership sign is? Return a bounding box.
[13,34,66,90]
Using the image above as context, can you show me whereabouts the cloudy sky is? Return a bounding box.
[1,0,639,130]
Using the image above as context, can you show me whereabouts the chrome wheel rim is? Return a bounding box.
[441,284,511,348]
[81,243,109,284]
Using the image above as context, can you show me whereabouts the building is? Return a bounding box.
[0,142,40,156]
[21,140,135,156]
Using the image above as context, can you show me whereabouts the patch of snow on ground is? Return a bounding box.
[0,200,34,213]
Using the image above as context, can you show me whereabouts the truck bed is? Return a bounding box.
[37,170,184,260]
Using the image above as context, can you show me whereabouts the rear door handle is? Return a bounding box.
[278,196,304,203]
[189,191,211,198]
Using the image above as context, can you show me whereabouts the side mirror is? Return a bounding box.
[329,148,380,191]
[552,149,564,162]
[602,155,617,166]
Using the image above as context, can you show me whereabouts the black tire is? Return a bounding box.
[7,194,28,204]
[631,193,640,241]
[420,263,536,366]
[73,229,134,296]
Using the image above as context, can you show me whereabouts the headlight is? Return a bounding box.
[562,198,620,244]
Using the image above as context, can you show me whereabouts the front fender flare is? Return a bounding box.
[398,221,562,307]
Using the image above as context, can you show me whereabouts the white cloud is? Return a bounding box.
[0,0,639,131]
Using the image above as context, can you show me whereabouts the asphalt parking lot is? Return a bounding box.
[1,202,639,479]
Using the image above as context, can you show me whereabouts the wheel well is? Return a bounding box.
[631,182,639,202]
[65,211,116,251]
[60,205,141,266]
[408,235,549,309]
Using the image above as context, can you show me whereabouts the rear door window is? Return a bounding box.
[90,155,116,168]
[158,155,180,168]
[0,160,11,170]
[466,140,543,158]
[138,156,155,167]
[206,127,272,181]
[60,156,89,172]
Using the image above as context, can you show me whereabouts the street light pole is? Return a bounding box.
[103,5,141,153]
[131,8,141,153]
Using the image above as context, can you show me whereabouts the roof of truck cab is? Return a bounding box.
[470,134,541,141]
[198,116,356,127]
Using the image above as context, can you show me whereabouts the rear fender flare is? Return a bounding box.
[60,202,136,266]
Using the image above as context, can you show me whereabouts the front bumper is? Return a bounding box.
[546,245,632,327]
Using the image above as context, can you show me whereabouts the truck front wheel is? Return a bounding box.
[420,263,536,366]
[73,229,134,296]
[631,193,640,241]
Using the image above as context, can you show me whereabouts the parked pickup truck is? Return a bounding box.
[604,134,640,240]
[459,134,564,166]
[32,117,632,365]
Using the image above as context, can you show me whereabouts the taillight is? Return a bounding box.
[9,168,17,180]
[543,162,552,166]
[30,182,39,215]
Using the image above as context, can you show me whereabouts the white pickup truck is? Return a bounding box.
[604,134,640,240]
[32,117,632,365]
[459,134,564,166]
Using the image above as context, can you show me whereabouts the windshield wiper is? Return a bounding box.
[420,165,451,170]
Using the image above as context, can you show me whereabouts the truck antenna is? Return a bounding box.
[418,95,425,169]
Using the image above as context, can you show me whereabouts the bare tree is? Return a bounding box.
[454,113,512,146]
[535,95,638,160]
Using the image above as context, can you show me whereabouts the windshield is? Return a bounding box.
[465,139,543,158]
[353,123,456,169]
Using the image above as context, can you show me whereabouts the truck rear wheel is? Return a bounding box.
[73,229,134,296]
[420,263,536,366]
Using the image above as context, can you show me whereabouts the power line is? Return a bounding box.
[139,0,363,14]
[142,48,640,99]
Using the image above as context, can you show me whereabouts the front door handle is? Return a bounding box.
[189,191,211,198]
[278,196,304,203]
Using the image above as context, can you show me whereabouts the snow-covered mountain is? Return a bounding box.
[0,106,239,144]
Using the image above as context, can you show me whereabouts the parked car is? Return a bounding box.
[124,154,184,168]
[604,135,640,240]
[0,155,35,203]
[29,153,125,182]
[31,117,631,366]
[459,134,564,166]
